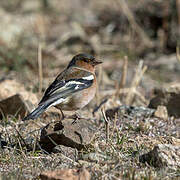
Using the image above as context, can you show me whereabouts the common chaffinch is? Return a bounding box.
[23,53,102,121]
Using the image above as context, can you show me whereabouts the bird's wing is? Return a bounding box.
[38,67,95,105]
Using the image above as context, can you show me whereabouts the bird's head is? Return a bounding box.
[67,53,102,71]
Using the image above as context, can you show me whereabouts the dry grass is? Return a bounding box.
[0,105,179,179]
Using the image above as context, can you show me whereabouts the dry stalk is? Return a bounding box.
[111,112,118,138]
[15,127,28,151]
[176,0,180,33]
[176,46,180,63]
[116,0,153,48]
[17,138,25,156]
[115,56,128,98]
[160,0,169,51]
[38,43,43,94]
[126,61,147,105]
[134,90,149,105]
[32,134,38,155]
[101,107,109,143]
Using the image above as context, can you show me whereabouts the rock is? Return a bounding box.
[82,152,108,162]
[105,105,155,120]
[0,94,31,119]
[148,84,180,117]
[0,79,38,105]
[52,145,77,161]
[39,168,90,180]
[39,119,98,153]
[0,79,38,119]
[139,144,180,170]
[154,105,168,120]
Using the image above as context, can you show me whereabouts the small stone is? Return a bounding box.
[39,119,98,152]
[0,79,38,105]
[52,145,77,161]
[78,160,93,167]
[139,144,180,170]
[82,152,108,162]
[39,168,90,180]
[0,94,31,119]
[154,105,168,120]
[149,85,180,117]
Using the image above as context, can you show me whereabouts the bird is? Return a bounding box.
[23,53,102,121]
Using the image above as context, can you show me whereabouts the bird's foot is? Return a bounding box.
[69,113,82,124]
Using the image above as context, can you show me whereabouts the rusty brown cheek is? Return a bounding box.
[76,61,95,72]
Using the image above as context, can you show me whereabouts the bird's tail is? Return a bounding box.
[22,88,74,121]
[22,103,49,121]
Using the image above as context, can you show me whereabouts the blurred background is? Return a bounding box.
[0,0,179,103]
[0,1,180,178]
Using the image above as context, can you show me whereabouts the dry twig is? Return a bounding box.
[176,0,180,34]
[176,46,180,63]
[38,43,43,94]
[116,0,153,48]
[115,56,128,98]
[101,107,109,143]
[111,112,118,138]
[125,61,147,105]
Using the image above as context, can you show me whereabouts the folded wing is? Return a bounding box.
[23,68,94,121]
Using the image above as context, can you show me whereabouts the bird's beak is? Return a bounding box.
[93,60,103,66]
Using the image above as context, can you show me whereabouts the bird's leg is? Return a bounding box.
[59,108,65,120]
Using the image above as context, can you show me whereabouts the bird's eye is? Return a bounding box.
[83,59,90,63]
